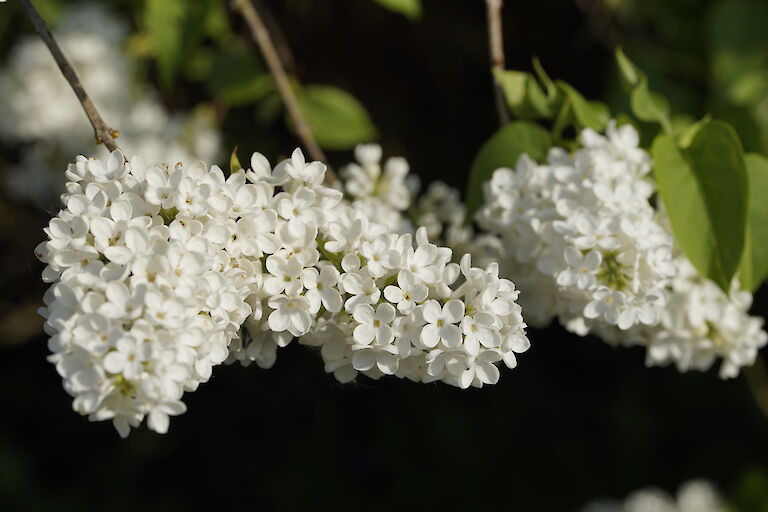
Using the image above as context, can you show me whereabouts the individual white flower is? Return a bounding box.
[352,303,397,346]
[301,265,342,314]
[420,299,464,349]
[558,248,601,289]
[263,255,303,296]
[384,270,428,313]
[460,312,500,354]
[266,294,312,337]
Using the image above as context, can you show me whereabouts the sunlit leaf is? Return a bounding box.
[652,121,748,291]
[494,69,562,119]
[230,146,243,174]
[373,0,423,21]
[296,85,377,150]
[630,81,672,134]
[556,81,609,132]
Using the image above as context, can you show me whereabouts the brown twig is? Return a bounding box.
[19,0,121,152]
[230,0,338,185]
[486,0,510,127]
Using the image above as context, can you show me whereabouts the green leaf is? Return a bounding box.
[230,146,243,173]
[205,49,273,106]
[144,0,218,89]
[614,49,673,134]
[466,121,552,217]
[652,121,748,291]
[373,0,422,21]
[615,47,645,89]
[295,85,377,150]
[555,81,609,131]
[494,70,562,119]
[630,81,673,134]
[144,0,185,88]
[739,153,768,291]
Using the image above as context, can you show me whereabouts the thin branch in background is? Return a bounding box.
[485,0,510,127]
[19,0,121,152]
[230,0,338,185]
[745,357,768,420]
[254,0,297,76]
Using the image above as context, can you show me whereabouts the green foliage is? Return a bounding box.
[707,0,768,96]
[30,0,66,24]
[466,121,551,217]
[739,154,768,291]
[143,0,225,89]
[373,0,423,21]
[230,146,243,174]
[615,48,673,134]
[652,120,748,292]
[555,81,609,132]
[205,49,273,106]
[493,59,608,139]
[295,85,377,150]
[494,68,562,119]
[729,467,768,512]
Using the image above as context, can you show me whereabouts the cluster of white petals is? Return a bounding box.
[230,149,530,388]
[583,480,727,512]
[37,147,530,436]
[470,121,766,379]
[626,255,767,379]
[0,3,221,202]
[36,153,256,437]
[477,122,676,335]
[340,143,414,232]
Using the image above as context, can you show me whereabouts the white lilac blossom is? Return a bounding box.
[471,122,766,379]
[36,152,255,437]
[477,121,676,335]
[409,180,504,270]
[0,3,221,202]
[624,255,768,379]
[582,480,727,512]
[233,149,530,389]
[339,143,413,232]
[37,148,531,437]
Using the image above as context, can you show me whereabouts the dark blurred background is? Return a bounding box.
[2,0,768,510]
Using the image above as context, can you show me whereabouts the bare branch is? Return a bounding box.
[486,0,510,127]
[230,0,338,185]
[19,0,121,152]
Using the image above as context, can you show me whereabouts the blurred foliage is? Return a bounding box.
[373,0,422,21]
[1,0,768,510]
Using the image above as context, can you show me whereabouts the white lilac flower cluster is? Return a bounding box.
[36,152,256,437]
[582,480,727,512]
[339,143,414,232]
[472,121,766,378]
[477,122,676,335]
[0,3,221,202]
[37,148,530,437]
[231,149,530,387]
[629,255,767,379]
